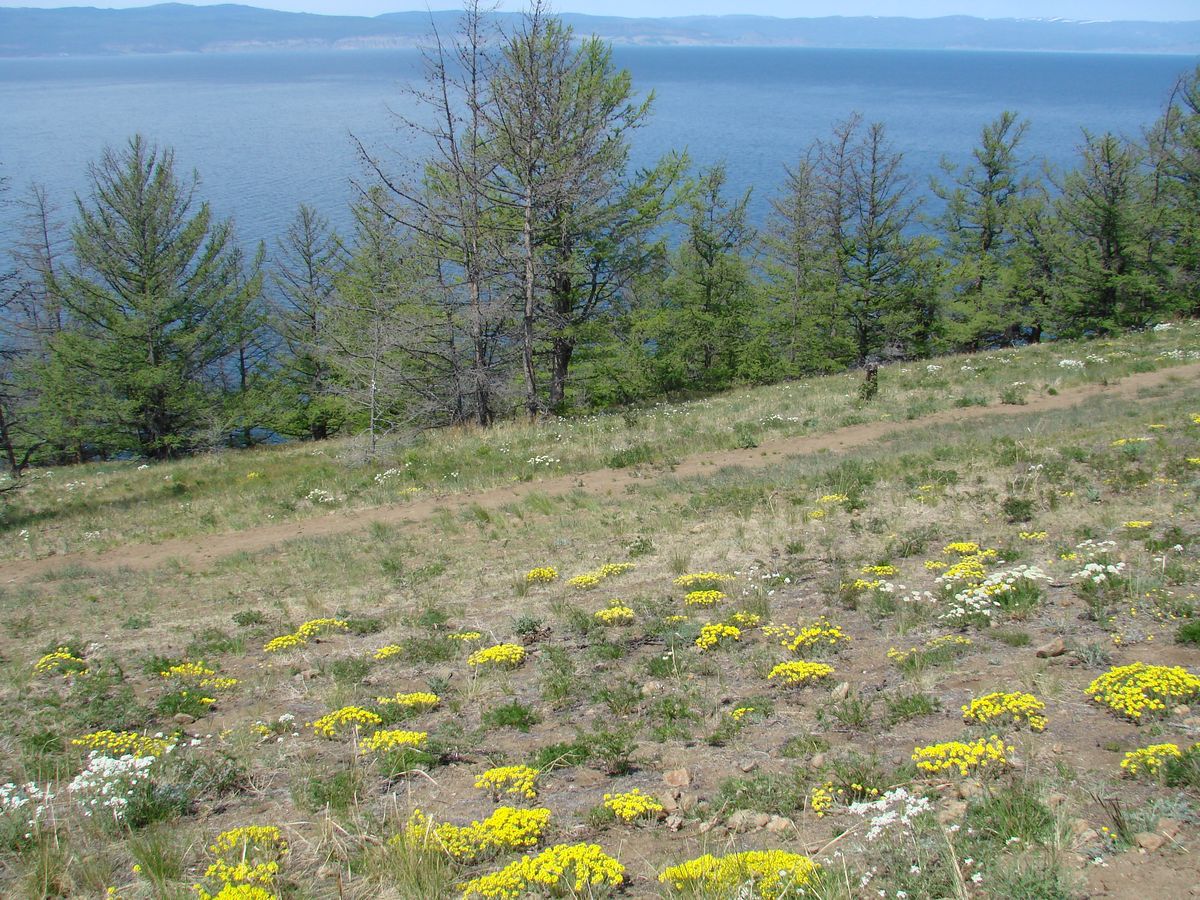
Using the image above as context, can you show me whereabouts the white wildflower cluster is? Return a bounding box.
[305,488,339,504]
[925,364,943,374]
[760,413,800,425]
[1086,354,1108,364]
[373,468,403,485]
[1058,359,1085,369]
[848,788,934,841]
[1158,348,1200,360]
[960,365,976,373]
[68,753,156,822]
[527,455,561,467]
[1153,322,1175,331]
[940,565,1049,624]
[0,782,54,836]
[1071,560,1125,584]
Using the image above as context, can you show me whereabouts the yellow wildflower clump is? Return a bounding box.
[767,616,851,657]
[295,618,349,639]
[359,730,427,753]
[525,566,559,584]
[569,563,635,590]
[603,788,664,823]
[695,623,741,651]
[673,572,734,590]
[962,691,1048,732]
[659,850,819,900]
[262,633,305,654]
[475,765,540,800]
[594,601,635,625]
[376,691,439,711]
[1123,521,1153,530]
[1121,743,1189,779]
[1187,457,1200,466]
[684,590,726,606]
[912,736,1012,777]
[262,617,348,654]
[467,643,526,669]
[461,843,625,900]
[767,660,835,686]
[730,707,756,722]
[195,886,274,900]
[161,661,214,679]
[374,644,404,661]
[819,493,849,503]
[198,825,288,895]
[810,782,834,817]
[33,646,87,677]
[729,612,761,629]
[72,731,173,758]
[401,806,551,862]
[448,631,483,642]
[1085,662,1200,720]
[943,541,981,555]
[310,706,382,739]
[861,564,898,576]
[1019,531,1048,541]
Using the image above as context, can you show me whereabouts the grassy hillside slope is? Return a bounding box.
[0,325,1197,897]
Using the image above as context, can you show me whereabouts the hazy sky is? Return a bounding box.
[1,1,1197,21]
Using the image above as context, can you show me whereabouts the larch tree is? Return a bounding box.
[49,136,260,458]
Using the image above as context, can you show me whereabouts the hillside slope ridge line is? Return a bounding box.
[4,361,1198,584]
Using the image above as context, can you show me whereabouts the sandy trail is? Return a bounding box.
[5,361,1197,584]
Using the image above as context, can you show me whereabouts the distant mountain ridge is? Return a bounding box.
[2,3,1200,57]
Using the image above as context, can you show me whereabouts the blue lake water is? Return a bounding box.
[0,47,1195,248]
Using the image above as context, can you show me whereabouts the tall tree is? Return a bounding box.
[49,136,260,458]
[486,3,681,415]
[271,204,347,440]
[933,111,1034,347]
[641,164,756,393]
[1149,64,1200,313]
[1053,131,1169,334]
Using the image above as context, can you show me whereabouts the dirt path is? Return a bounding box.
[5,362,1198,584]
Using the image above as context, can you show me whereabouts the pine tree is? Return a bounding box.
[49,136,260,458]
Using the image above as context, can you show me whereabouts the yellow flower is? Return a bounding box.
[400,807,551,862]
[461,843,624,899]
[467,643,526,668]
[375,691,439,710]
[672,572,734,589]
[767,660,834,685]
[1085,662,1200,720]
[684,589,726,606]
[659,850,818,899]
[594,601,635,625]
[912,736,1012,777]
[374,644,404,661]
[525,566,559,584]
[475,765,540,799]
[72,731,173,757]
[359,729,427,753]
[33,647,87,677]
[310,706,382,739]
[695,622,741,651]
[1121,743,1190,778]
[961,691,1047,732]
[603,788,664,822]
[1123,520,1153,530]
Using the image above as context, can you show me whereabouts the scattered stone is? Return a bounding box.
[1157,818,1181,838]
[642,681,664,697]
[1047,792,1069,809]
[956,780,982,800]
[937,800,968,825]
[1036,638,1067,658]
[1052,743,1065,755]
[661,792,680,813]
[765,815,792,834]
[697,819,722,835]
[727,811,754,832]
[1135,832,1165,852]
[1173,705,1191,716]
[809,753,826,768]
[663,768,691,788]
[172,713,195,725]
[665,814,685,831]
[831,681,851,701]
[739,760,757,773]
[679,793,700,812]
[750,812,771,830]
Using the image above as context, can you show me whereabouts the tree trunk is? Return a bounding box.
[548,336,574,413]
[521,186,539,419]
